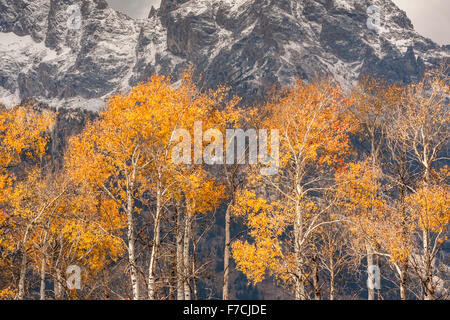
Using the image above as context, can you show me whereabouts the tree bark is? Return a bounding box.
[40,230,48,300]
[183,210,192,300]
[294,199,307,300]
[223,204,231,300]
[17,226,31,300]
[40,255,46,300]
[17,247,27,300]
[148,182,162,300]
[103,268,110,300]
[312,259,321,300]
[54,266,62,300]
[329,270,335,300]
[127,211,139,300]
[54,236,64,300]
[192,231,199,301]
[422,229,434,300]
[399,263,408,300]
[366,245,375,300]
[126,183,139,300]
[176,205,185,300]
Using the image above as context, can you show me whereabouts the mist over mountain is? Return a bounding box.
[0,0,448,110]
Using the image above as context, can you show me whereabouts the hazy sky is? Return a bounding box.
[106,0,449,45]
[106,0,160,19]
[393,0,449,45]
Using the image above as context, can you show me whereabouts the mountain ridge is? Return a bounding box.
[0,0,449,110]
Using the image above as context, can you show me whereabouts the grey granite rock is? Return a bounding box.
[0,0,448,109]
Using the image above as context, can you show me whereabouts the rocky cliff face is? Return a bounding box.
[0,0,449,110]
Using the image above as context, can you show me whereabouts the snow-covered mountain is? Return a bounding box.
[0,0,449,110]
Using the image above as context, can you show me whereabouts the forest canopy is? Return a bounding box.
[0,68,448,300]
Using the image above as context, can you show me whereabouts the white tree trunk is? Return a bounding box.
[148,181,162,300]
[329,270,335,300]
[422,230,434,300]
[17,248,27,300]
[40,255,46,300]
[183,211,192,300]
[126,185,139,300]
[294,199,306,300]
[176,207,185,300]
[399,264,407,300]
[17,227,31,300]
[54,266,62,299]
[40,230,48,300]
[54,236,63,300]
[223,204,231,300]
[366,245,375,300]
[127,211,139,300]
